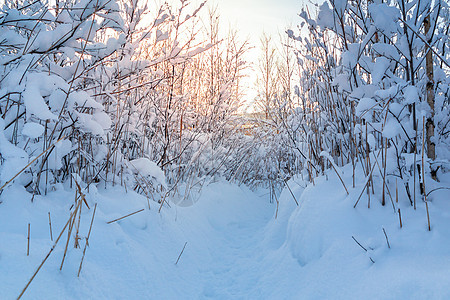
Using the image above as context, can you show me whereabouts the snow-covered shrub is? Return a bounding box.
[280,0,449,206]
[0,0,127,195]
[0,0,250,205]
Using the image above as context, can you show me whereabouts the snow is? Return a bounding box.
[74,112,105,136]
[382,118,402,139]
[355,97,377,116]
[374,85,398,99]
[369,3,400,34]
[333,0,348,16]
[47,139,73,170]
[372,57,391,84]
[68,91,103,110]
[30,24,73,52]
[23,77,58,121]
[0,119,28,186]
[260,168,450,299]
[372,43,400,61]
[155,30,169,42]
[128,158,166,187]
[331,74,351,93]
[1,167,450,299]
[403,85,420,104]
[342,43,360,70]
[22,122,45,139]
[92,112,112,130]
[0,183,272,299]
[154,14,169,27]
[317,2,334,30]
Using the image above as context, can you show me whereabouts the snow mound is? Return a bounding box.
[260,165,450,299]
[129,158,166,186]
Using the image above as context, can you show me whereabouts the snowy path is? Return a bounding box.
[174,184,275,299]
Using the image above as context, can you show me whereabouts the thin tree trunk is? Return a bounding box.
[424,15,435,163]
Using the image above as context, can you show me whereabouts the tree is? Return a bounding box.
[255,33,278,119]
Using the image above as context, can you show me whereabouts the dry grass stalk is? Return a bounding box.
[274,190,279,219]
[274,163,299,205]
[107,208,145,224]
[175,242,188,265]
[60,180,86,270]
[382,228,390,249]
[18,199,82,299]
[48,212,53,241]
[321,154,349,195]
[396,179,398,203]
[422,117,431,231]
[352,236,375,263]
[78,203,98,277]
[354,150,381,208]
[60,199,80,270]
[425,201,431,231]
[74,203,82,249]
[414,128,418,210]
[382,139,387,206]
[27,223,30,256]
[373,154,395,211]
[365,123,370,209]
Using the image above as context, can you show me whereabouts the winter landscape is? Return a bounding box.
[0,0,449,299]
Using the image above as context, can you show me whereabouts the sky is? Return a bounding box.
[218,0,304,39]
[208,0,313,106]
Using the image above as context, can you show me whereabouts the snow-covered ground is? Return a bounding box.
[0,182,274,299]
[1,166,450,299]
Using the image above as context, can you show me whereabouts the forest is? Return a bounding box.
[0,0,449,298]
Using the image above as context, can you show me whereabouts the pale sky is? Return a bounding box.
[209,0,312,105]
[217,0,303,39]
